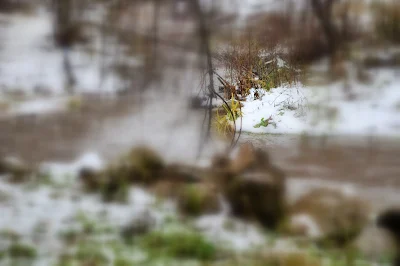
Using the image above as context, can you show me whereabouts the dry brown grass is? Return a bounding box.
[372,1,400,44]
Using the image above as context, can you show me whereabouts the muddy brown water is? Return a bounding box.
[1,97,400,191]
[240,133,400,188]
[0,94,139,164]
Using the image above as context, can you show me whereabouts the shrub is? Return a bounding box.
[217,40,298,99]
[224,97,242,121]
[212,95,243,139]
[372,1,400,44]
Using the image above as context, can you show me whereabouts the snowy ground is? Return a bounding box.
[0,7,129,116]
[0,154,273,265]
[236,66,400,137]
[1,152,397,265]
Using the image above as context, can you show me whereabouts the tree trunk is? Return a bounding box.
[310,0,339,55]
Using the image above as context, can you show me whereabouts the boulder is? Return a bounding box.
[0,157,32,183]
[79,146,209,202]
[225,171,285,229]
[230,142,271,173]
[79,168,104,192]
[212,143,286,229]
[288,188,370,246]
[162,163,204,183]
[355,224,396,262]
[79,166,130,203]
[151,180,185,199]
[150,164,204,199]
[99,166,131,203]
[209,154,236,186]
[124,146,165,184]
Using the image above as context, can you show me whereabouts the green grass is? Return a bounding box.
[75,242,110,265]
[141,230,217,261]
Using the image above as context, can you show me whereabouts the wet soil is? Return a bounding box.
[0,94,138,165]
[241,133,400,188]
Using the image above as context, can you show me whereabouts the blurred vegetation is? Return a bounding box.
[372,1,400,44]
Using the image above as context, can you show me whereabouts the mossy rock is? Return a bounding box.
[210,145,286,229]
[0,157,32,183]
[79,167,129,202]
[177,183,220,216]
[125,146,165,184]
[79,145,164,202]
[100,174,130,203]
[208,154,236,186]
[225,171,286,229]
[151,180,185,199]
[79,168,105,192]
[289,188,369,247]
[79,166,129,203]
[230,143,272,173]
[162,164,204,183]
[150,164,205,199]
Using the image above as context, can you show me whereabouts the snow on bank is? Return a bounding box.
[0,154,174,263]
[0,8,133,116]
[238,86,309,134]
[237,67,400,137]
[8,97,68,115]
[0,9,125,96]
[0,152,269,264]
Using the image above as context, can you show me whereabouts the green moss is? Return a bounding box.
[127,147,164,184]
[141,231,216,261]
[177,184,219,217]
[8,243,37,258]
[178,185,203,215]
